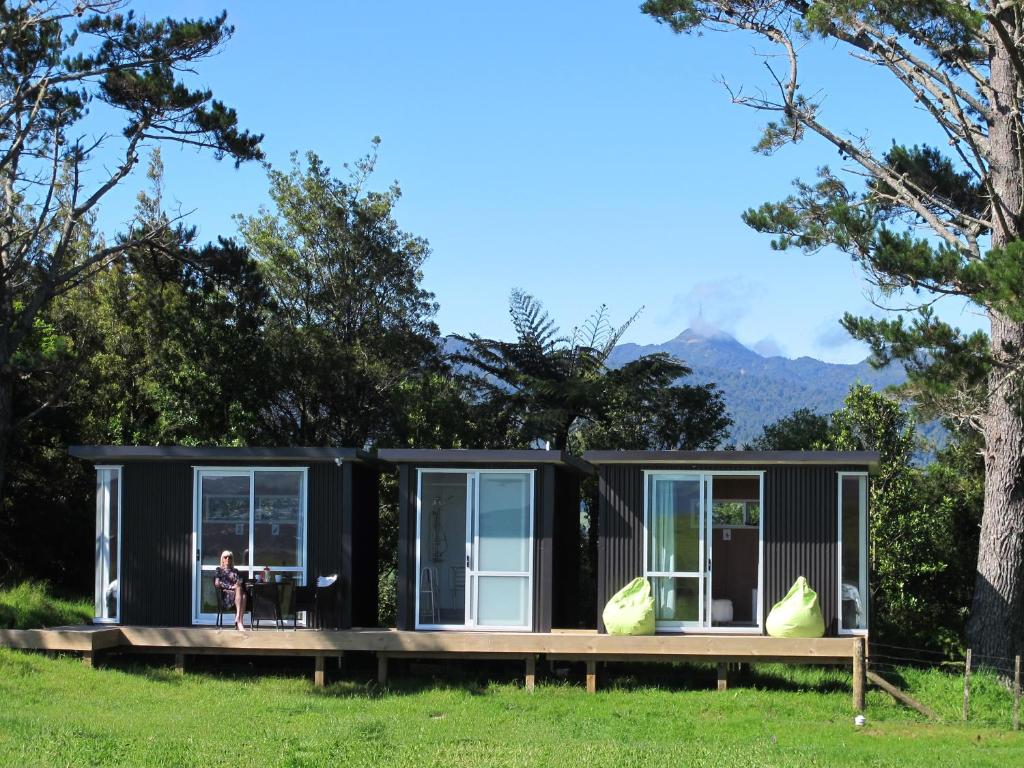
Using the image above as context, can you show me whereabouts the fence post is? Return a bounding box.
[962,648,972,722]
[852,636,865,713]
[1014,654,1021,732]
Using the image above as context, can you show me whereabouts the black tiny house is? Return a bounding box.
[378,449,592,633]
[68,446,380,628]
[584,451,878,637]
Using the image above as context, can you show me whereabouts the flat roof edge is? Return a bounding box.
[67,446,376,464]
[582,450,880,469]
[376,449,595,474]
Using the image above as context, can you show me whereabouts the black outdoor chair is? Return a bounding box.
[293,575,339,629]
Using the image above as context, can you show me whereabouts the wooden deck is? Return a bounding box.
[0,626,866,707]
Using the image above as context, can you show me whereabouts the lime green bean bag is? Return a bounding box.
[603,577,656,636]
[765,576,826,638]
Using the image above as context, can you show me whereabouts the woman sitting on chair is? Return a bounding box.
[214,550,247,631]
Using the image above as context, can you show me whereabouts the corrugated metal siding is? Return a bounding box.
[350,463,380,627]
[533,466,554,632]
[395,464,416,630]
[121,462,193,626]
[597,465,644,633]
[764,465,851,635]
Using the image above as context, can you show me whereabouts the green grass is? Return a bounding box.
[0,651,1021,767]
[0,581,92,629]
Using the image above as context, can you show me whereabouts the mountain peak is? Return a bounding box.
[670,326,742,345]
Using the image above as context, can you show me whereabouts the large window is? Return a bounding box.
[193,468,307,621]
[94,466,121,623]
[838,473,869,633]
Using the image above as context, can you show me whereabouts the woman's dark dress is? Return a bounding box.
[215,566,243,609]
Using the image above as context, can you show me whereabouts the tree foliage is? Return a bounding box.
[745,407,830,451]
[455,290,730,450]
[237,145,442,448]
[0,1,262,508]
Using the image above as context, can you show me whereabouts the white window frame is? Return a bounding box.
[190,466,308,626]
[837,471,869,636]
[94,465,122,624]
[415,468,535,632]
[642,470,764,634]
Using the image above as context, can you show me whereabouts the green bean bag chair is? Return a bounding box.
[765,576,825,638]
[603,577,656,636]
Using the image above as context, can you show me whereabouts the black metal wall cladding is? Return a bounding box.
[121,461,192,626]
[119,459,378,627]
[596,463,864,635]
[394,462,581,632]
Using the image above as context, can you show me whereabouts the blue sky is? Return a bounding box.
[95,2,987,364]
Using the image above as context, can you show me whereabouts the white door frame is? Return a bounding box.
[642,469,765,634]
[415,468,535,631]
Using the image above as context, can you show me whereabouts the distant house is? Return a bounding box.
[69,446,380,628]
[584,450,876,636]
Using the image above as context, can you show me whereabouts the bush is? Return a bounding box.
[0,581,92,629]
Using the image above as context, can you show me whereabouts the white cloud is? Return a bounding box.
[657,276,761,335]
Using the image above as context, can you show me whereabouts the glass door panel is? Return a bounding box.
[476,473,530,571]
[94,468,121,622]
[470,472,532,629]
[651,576,701,623]
[199,474,251,568]
[646,474,705,627]
[417,472,468,627]
[476,576,529,627]
[254,471,304,568]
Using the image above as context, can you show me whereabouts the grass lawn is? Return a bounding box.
[0,582,92,629]
[1,650,1021,767]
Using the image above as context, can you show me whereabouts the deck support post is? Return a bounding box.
[314,655,326,687]
[337,653,344,670]
[81,651,95,668]
[717,662,729,691]
[852,636,866,712]
[174,652,186,674]
[585,660,597,694]
[378,654,388,686]
[525,655,536,692]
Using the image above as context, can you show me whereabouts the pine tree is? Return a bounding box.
[643,1,1024,663]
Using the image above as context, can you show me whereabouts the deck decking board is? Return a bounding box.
[0,625,865,705]
[1,625,858,660]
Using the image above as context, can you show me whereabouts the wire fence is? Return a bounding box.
[864,640,1022,730]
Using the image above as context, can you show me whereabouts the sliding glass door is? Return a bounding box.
[417,469,534,631]
[645,471,764,631]
[193,468,307,623]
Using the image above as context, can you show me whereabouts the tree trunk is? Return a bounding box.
[0,365,11,515]
[967,12,1024,667]
[970,312,1024,664]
